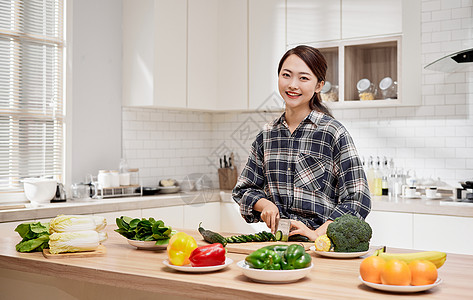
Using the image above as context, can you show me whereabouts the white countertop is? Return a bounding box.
[1,190,472,223]
[0,190,221,223]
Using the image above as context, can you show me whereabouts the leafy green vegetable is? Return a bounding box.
[15,222,50,252]
[115,216,174,245]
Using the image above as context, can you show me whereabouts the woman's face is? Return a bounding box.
[278,54,323,111]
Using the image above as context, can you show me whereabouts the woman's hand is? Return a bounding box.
[254,198,280,234]
[289,220,334,241]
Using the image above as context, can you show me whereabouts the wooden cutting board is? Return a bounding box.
[42,245,106,259]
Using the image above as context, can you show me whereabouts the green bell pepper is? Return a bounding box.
[247,244,312,270]
[283,244,312,270]
[245,248,282,270]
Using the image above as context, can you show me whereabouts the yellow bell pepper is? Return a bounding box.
[167,232,198,266]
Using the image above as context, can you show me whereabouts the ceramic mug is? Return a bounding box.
[403,186,417,197]
[425,186,438,198]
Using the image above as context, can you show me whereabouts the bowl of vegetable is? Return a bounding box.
[115,216,174,250]
[237,244,313,283]
[237,260,313,283]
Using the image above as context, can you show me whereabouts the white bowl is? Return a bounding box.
[23,178,57,203]
[236,260,313,283]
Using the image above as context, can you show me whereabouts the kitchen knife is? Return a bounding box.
[275,219,291,242]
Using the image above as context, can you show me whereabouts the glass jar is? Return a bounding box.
[320,81,339,102]
[379,77,398,99]
[357,78,377,100]
[110,170,120,187]
[97,170,111,188]
[71,183,89,199]
[128,168,140,186]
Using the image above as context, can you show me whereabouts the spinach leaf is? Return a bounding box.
[14,222,50,252]
[115,216,174,244]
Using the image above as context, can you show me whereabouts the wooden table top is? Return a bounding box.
[0,225,471,299]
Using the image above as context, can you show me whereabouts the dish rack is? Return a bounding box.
[92,184,143,199]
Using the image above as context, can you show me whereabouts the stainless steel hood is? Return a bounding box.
[424,48,473,73]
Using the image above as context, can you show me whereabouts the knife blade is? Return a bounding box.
[276,219,291,242]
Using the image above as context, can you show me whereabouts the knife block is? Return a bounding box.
[218,167,238,190]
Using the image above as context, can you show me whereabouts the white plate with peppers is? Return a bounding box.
[163,257,233,273]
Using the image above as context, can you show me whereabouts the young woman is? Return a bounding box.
[232,45,371,241]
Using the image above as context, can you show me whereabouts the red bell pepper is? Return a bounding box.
[189,243,226,267]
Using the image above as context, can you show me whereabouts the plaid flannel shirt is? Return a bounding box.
[232,111,371,230]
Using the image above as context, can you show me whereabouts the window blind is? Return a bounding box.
[0,0,64,193]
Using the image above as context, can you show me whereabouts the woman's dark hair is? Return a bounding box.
[278,45,333,117]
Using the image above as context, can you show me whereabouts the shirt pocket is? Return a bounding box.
[294,152,327,192]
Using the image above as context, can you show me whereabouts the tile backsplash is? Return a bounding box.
[122,0,472,188]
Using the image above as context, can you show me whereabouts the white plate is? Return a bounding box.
[359,276,442,293]
[236,260,313,283]
[309,246,369,258]
[163,257,233,273]
[127,239,168,250]
[400,195,422,199]
[424,196,444,200]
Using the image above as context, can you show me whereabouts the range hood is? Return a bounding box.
[424,48,473,73]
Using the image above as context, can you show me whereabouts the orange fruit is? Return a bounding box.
[409,260,438,286]
[380,259,411,286]
[360,256,386,284]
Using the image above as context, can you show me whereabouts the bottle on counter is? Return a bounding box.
[373,157,383,196]
[366,156,375,195]
[381,157,389,196]
[118,158,130,186]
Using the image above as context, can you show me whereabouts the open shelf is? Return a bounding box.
[312,36,404,108]
[345,40,398,101]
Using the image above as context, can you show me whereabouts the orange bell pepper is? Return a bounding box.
[166,232,198,266]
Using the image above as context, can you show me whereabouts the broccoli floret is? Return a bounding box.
[326,214,372,252]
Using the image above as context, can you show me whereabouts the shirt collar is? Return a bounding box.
[274,110,324,126]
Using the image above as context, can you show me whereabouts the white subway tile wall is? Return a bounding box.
[122,0,473,188]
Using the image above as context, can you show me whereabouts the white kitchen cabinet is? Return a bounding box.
[187,0,219,111]
[413,214,473,255]
[122,0,187,109]
[142,206,184,229]
[248,0,286,111]
[95,210,142,228]
[287,0,340,46]
[187,0,248,111]
[215,0,248,111]
[183,202,220,231]
[341,0,402,39]
[220,202,267,233]
[365,211,413,249]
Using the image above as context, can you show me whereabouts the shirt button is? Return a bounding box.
[287,167,291,171]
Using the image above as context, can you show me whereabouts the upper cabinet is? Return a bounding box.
[287,0,341,45]
[286,0,420,108]
[248,0,286,111]
[123,0,247,111]
[123,0,187,108]
[123,0,420,111]
[342,0,402,39]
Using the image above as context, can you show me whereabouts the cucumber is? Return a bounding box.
[288,234,310,242]
[275,230,283,241]
[198,222,227,246]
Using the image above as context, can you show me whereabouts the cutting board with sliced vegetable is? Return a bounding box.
[42,245,107,259]
[220,240,314,255]
[193,224,314,255]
